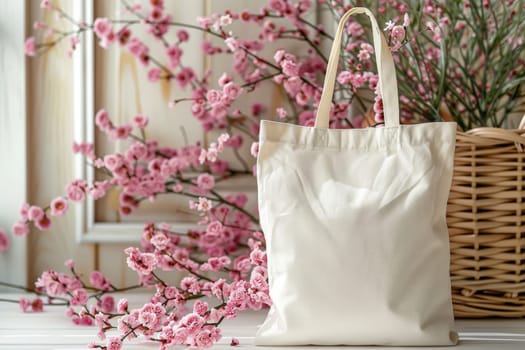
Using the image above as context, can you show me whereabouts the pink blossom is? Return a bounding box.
[358,50,370,61]
[193,300,208,316]
[374,95,385,123]
[250,248,267,266]
[250,272,269,292]
[117,298,128,313]
[220,14,232,27]
[273,49,285,63]
[217,133,230,149]
[196,197,213,211]
[36,271,67,296]
[175,67,195,89]
[276,107,287,119]
[209,160,229,175]
[95,109,112,131]
[64,259,74,268]
[72,142,95,159]
[222,82,243,100]
[90,271,111,291]
[196,174,215,191]
[50,197,69,216]
[70,37,80,51]
[90,181,110,200]
[0,229,10,253]
[231,337,240,346]
[295,91,309,106]
[106,337,122,350]
[138,303,165,333]
[225,37,239,52]
[198,149,208,164]
[117,28,131,46]
[132,114,149,128]
[19,203,30,220]
[24,37,36,56]
[233,256,251,274]
[455,21,466,31]
[391,25,406,41]
[338,71,366,88]
[218,73,232,87]
[403,13,411,27]
[128,38,149,66]
[125,247,158,275]
[206,221,224,237]
[197,16,213,30]
[177,29,189,42]
[40,0,51,9]
[228,193,248,208]
[147,68,162,82]
[201,256,230,272]
[206,89,222,105]
[27,206,44,222]
[205,147,218,162]
[166,45,182,68]
[110,125,132,141]
[71,288,89,306]
[66,181,86,202]
[12,221,29,236]
[194,329,214,348]
[98,295,115,313]
[72,314,94,326]
[103,154,123,171]
[19,297,31,312]
[165,326,189,345]
[31,298,44,312]
[225,134,243,150]
[269,0,287,14]
[35,215,51,231]
[180,276,199,293]
[93,18,113,38]
[172,183,183,193]
[347,22,364,37]
[150,232,169,250]
[180,313,205,335]
[281,59,299,77]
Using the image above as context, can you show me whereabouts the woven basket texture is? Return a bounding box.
[448,126,525,317]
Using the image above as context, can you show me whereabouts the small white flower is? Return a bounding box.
[384,20,395,31]
[225,37,239,52]
[219,14,232,27]
[197,197,213,211]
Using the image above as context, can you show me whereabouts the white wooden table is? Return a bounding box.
[0,293,524,349]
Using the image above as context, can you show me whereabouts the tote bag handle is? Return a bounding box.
[314,7,400,128]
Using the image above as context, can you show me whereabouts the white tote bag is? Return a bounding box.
[255,7,458,346]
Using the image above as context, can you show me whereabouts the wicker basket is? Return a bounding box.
[447,121,525,317]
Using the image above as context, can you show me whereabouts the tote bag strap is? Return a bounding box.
[314,7,400,128]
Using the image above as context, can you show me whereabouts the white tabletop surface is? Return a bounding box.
[0,293,524,349]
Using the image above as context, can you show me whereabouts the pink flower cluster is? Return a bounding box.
[72,215,266,346]
[19,297,44,313]
[29,263,118,327]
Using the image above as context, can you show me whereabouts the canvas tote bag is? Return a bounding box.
[255,7,458,346]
